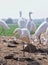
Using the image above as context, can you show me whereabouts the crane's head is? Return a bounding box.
[46,18,48,22]
[29,12,33,20]
[13,28,21,35]
[19,11,22,17]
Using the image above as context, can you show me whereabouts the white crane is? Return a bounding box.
[18,11,27,28]
[27,12,36,33]
[13,28,32,57]
[13,28,31,43]
[35,18,48,38]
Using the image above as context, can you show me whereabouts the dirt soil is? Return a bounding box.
[0,36,48,65]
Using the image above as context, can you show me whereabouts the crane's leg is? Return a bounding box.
[22,42,26,57]
[27,36,32,58]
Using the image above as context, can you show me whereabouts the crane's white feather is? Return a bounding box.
[13,28,31,43]
[27,20,36,32]
[27,12,36,32]
[0,20,10,29]
[35,21,48,37]
[18,11,27,28]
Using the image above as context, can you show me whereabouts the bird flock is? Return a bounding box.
[0,11,48,45]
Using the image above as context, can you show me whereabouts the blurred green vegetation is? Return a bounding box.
[0,23,40,36]
[0,24,18,36]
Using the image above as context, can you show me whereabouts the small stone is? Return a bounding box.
[38,58,42,60]
[4,54,14,59]
[27,61,40,65]
[8,43,16,47]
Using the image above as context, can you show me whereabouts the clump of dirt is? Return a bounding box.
[2,39,7,42]
[8,43,17,47]
[9,40,19,44]
[37,48,48,54]
[22,44,37,53]
[7,40,19,47]
[4,53,14,59]
[0,58,7,65]
[27,61,40,65]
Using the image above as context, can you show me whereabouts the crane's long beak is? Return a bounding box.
[10,30,18,39]
[13,31,17,36]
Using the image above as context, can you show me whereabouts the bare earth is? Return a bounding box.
[0,35,48,65]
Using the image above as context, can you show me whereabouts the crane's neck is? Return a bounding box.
[46,18,48,23]
[29,13,32,21]
[19,11,22,17]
